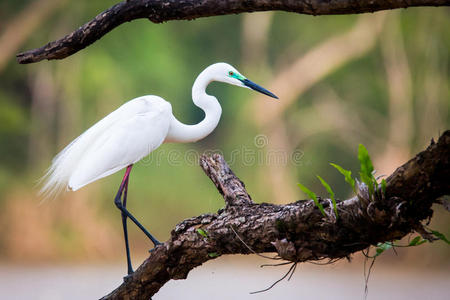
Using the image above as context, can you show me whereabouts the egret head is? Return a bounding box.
[208,63,278,99]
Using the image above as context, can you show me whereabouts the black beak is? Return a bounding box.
[241,79,278,99]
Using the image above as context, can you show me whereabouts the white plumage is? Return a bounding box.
[40,62,278,198]
[41,96,172,196]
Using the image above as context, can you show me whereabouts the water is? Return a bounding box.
[0,256,449,299]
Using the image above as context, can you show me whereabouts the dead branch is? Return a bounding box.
[17,0,449,64]
[101,130,449,299]
[0,0,65,71]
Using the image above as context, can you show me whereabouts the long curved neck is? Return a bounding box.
[165,69,222,143]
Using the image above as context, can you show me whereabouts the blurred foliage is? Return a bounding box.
[0,1,448,263]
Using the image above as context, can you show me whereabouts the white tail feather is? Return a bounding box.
[39,136,83,200]
[38,97,158,200]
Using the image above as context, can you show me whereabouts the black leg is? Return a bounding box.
[122,177,133,275]
[114,166,161,251]
[115,166,134,276]
[115,197,161,246]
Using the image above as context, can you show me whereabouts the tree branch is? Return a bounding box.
[101,130,449,299]
[17,0,449,64]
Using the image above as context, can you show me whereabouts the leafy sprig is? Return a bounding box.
[297,183,326,217]
[297,144,449,254]
[298,144,382,220]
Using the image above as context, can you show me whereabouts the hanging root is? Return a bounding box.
[250,262,298,294]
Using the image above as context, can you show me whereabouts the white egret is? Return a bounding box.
[40,62,278,275]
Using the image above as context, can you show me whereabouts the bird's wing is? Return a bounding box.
[40,96,172,197]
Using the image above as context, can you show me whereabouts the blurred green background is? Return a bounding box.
[0,0,449,278]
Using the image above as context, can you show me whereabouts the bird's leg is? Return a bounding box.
[121,169,133,275]
[115,166,134,275]
[114,167,161,249]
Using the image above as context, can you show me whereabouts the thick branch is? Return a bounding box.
[17,0,449,64]
[101,131,449,299]
[199,154,253,207]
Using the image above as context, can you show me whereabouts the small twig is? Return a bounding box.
[364,257,376,300]
[287,263,298,281]
[260,261,293,268]
[392,245,398,256]
[361,248,372,258]
[307,258,341,265]
[250,262,298,294]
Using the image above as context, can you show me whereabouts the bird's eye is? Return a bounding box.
[228,71,234,76]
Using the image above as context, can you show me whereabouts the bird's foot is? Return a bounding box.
[123,272,134,283]
[148,241,162,253]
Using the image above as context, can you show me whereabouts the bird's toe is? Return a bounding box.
[123,273,134,282]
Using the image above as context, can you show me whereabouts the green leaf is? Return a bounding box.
[208,252,219,258]
[330,163,356,192]
[297,183,317,202]
[297,183,326,217]
[358,144,374,180]
[431,230,450,245]
[375,242,392,257]
[358,144,377,196]
[360,172,375,195]
[381,179,387,195]
[408,236,427,246]
[197,228,208,238]
[317,175,338,218]
[409,236,420,246]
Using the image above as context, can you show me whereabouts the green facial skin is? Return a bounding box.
[228,71,246,81]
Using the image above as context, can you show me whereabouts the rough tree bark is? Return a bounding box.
[16,0,449,64]
[101,131,449,299]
